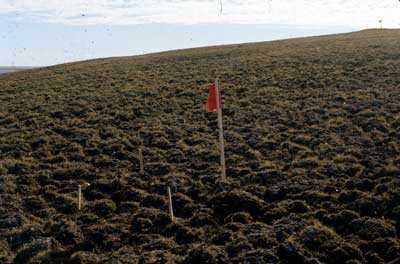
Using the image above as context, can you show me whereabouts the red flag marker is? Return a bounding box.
[206,81,222,112]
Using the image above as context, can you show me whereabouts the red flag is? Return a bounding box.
[206,82,222,112]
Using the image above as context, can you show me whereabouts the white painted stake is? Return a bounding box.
[167,187,175,222]
[215,78,227,181]
[139,147,144,175]
[77,183,90,211]
[78,184,82,210]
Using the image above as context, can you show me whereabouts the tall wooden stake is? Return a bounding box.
[78,185,82,210]
[215,78,227,181]
[139,147,144,175]
[167,187,175,222]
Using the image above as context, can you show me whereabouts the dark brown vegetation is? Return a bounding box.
[1,29,400,263]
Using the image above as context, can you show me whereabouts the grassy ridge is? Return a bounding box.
[1,29,400,263]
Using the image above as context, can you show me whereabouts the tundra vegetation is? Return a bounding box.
[0,29,400,263]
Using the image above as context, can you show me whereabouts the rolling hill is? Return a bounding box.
[0,67,34,74]
[1,29,400,263]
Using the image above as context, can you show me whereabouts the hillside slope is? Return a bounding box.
[1,29,400,263]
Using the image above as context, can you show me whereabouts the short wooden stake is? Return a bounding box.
[139,147,144,175]
[167,187,175,222]
[78,185,82,210]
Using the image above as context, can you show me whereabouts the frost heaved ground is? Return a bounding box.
[0,29,400,263]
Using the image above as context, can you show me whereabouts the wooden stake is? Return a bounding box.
[78,185,82,210]
[167,187,175,222]
[139,147,144,175]
[215,78,227,181]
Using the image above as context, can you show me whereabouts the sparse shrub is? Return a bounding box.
[263,206,287,223]
[277,241,306,264]
[299,190,334,206]
[292,157,319,169]
[110,187,145,204]
[349,217,396,240]
[172,193,196,218]
[132,209,172,235]
[174,226,201,245]
[233,249,279,264]
[182,245,228,264]
[142,194,166,209]
[145,162,173,176]
[70,251,103,264]
[50,220,81,245]
[209,190,265,220]
[6,161,33,175]
[352,197,378,216]
[137,250,180,264]
[210,229,233,245]
[189,212,216,227]
[287,200,310,214]
[301,222,340,251]
[51,193,78,215]
[91,199,117,217]
[226,238,253,258]
[13,238,51,264]
[83,224,121,251]
[9,224,45,250]
[364,251,384,264]
[117,201,140,214]
[23,195,46,214]
[323,210,360,234]
[78,213,100,225]
[224,212,252,224]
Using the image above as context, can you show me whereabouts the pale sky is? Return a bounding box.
[1,0,399,66]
